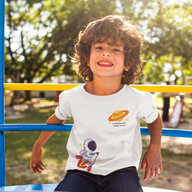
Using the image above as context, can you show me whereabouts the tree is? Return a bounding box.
[142,1,192,84]
[5,0,117,100]
[117,0,173,84]
[141,54,164,84]
[119,0,192,84]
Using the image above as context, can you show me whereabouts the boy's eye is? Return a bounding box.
[114,48,121,52]
[95,46,103,50]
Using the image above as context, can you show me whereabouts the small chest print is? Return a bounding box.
[108,110,129,128]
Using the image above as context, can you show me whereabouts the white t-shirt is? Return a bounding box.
[55,84,158,175]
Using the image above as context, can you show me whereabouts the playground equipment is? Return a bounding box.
[1,0,192,191]
[2,87,192,192]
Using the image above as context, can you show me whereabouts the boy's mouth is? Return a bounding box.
[97,61,113,67]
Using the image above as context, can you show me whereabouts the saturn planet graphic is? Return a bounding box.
[108,110,129,122]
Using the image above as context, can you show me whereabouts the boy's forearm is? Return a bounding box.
[147,114,162,147]
[141,114,163,181]
[34,114,65,149]
[34,131,56,149]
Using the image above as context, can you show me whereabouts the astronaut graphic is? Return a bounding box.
[76,138,99,172]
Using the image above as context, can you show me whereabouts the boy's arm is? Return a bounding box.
[141,114,163,181]
[30,114,66,173]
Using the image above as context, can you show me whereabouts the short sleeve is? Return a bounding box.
[137,92,158,124]
[55,91,72,120]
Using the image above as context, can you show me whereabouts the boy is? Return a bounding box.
[30,15,162,192]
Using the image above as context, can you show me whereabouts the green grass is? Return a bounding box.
[5,130,70,185]
[5,100,73,186]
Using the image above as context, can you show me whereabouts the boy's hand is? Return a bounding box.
[30,147,45,173]
[29,130,57,174]
[141,144,163,181]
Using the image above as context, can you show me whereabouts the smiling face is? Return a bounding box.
[88,38,130,81]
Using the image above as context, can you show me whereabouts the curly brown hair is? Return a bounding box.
[72,15,143,84]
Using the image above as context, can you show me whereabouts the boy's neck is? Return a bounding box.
[84,78,124,96]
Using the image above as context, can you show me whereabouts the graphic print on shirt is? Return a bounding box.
[76,138,99,172]
[108,110,129,127]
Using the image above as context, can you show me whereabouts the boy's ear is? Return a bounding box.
[87,63,90,66]
[124,64,131,71]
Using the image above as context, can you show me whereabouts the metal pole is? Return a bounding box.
[0,0,5,187]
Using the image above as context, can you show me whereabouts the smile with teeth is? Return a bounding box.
[97,61,113,66]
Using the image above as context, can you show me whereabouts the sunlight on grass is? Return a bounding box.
[38,109,53,113]
[5,128,70,185]
[22,151,32,159]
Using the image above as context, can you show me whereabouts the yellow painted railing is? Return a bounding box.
[4,83,192,93]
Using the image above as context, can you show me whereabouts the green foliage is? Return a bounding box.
[142,54,164,84]
[5,0,192,86]
[5,0,117,84]
[142,1,192,83]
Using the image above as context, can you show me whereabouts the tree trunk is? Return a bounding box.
[24,91,32,101]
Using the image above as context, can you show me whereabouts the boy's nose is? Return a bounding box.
[102,52,111,57]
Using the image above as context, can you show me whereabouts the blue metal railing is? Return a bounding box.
[0,124,192,138]
[0,0,5,187]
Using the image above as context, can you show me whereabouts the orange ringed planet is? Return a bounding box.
[108,110,129,122]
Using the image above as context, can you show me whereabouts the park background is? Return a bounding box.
[3,0,192,191]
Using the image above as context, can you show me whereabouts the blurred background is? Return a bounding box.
[3,0,192,191]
